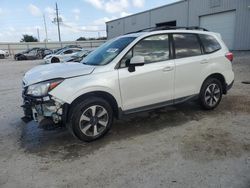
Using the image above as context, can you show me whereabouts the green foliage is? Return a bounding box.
[76,36,107,41]
[20,34,38,42]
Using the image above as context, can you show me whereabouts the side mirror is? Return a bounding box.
[128,56,145,72]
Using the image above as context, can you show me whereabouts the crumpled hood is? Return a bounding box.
[23,62,95,86]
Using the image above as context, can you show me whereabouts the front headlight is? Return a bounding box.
[27,79,64,97]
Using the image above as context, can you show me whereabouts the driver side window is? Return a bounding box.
[120,34,170,68]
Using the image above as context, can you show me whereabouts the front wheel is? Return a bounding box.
[51,57,60,63]
[69,97,113,142]
[199,78,223,110]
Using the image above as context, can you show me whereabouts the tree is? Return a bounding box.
[76,37,87,41]
[20,34,38,42]
[76,36,107,41]
[97,37,107,40]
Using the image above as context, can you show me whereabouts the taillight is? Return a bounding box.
[225,52,233,62]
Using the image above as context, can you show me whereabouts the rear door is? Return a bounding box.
[173,33,206,100]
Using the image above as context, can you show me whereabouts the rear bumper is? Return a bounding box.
[225,80,234,94]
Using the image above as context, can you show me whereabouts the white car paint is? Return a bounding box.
[44,48,82,64]
[0,50,9,58]
[23,29,234,113]
[23,63,95,86]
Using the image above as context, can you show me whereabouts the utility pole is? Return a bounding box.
[187,0,189,27]
[55,2,62,44]
[37,28,40,41]
[43,14,48,42]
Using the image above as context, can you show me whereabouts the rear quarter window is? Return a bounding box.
[199,34,221,53]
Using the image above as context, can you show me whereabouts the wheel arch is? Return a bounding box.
[51,56,60,63]
[68,91,120,120]
[201,73,227,94]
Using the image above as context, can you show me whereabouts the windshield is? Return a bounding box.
[81,37,135,66]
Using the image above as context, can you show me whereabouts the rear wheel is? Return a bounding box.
[200,78,223,110]
[69,97,113,142]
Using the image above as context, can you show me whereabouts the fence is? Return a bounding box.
[0,40,106,55]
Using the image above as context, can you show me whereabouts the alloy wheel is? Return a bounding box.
[204,83,221,107]
[79,105,109,137]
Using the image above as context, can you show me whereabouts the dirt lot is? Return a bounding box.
[0,53,250,188]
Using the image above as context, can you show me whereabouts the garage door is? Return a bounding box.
[200,11,236,50]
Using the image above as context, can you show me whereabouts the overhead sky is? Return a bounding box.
[0,0,179,42]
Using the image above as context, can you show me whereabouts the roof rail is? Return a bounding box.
[125,26,209,35]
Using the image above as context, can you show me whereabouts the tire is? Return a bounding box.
[69,97,113,142]
[199,78,223,110]
[51,57,60,63]
[18,55,27,61]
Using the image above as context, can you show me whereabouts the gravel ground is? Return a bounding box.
[0,53,249,188]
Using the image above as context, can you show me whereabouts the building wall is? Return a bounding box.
[149,1,188,27]
[106,0,250,50]
[188,0,250,50]
[0,40,106,55]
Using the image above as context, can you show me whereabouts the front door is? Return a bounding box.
[118,34,175,111]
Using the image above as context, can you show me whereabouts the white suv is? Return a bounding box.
[22,27,234,141]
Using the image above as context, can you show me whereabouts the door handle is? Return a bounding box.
[200,59,208,64]
[162,66,174,72]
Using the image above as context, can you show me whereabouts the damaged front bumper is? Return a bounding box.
[21,91,68,125]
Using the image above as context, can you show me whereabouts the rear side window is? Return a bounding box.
[173,33,202,58]
[199,34,221,53]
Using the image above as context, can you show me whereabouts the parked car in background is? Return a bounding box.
[0,50,9,59]
[21,27,234,141]
[65,49,92,63]
[44,48,82,63]
[14,48,52,61]
[53,45,82,54]
[37,48,53,59]
[14,48,39,60]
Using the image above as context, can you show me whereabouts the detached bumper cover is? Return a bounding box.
[21,90,69,125]
[21,93,54,122]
